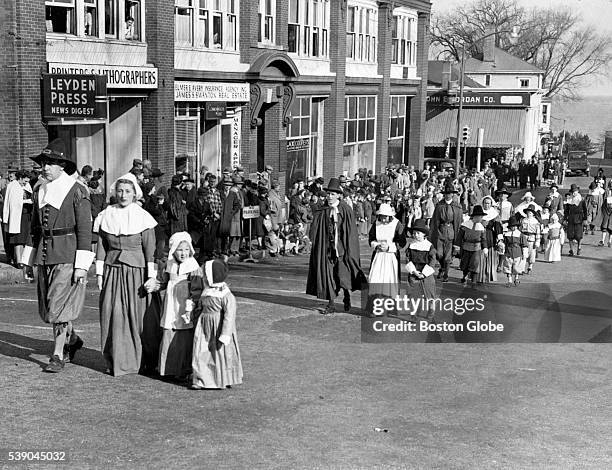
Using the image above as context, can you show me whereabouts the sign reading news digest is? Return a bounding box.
[360,282,612,343]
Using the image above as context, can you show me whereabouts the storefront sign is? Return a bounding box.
[243,206,261,219]
[174,81,250,102]
[205,102,227,120]
[231,111,241,168]
[48,63,158,89]
[42,74,107,119]
[287,138,310,152]
[427,91,530,108]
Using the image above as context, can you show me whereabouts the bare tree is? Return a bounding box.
[431,0,612,100]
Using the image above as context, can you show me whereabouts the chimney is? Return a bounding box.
[442,61,451,90]
[483,26,496,62]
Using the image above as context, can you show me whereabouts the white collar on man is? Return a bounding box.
[38,171,76,210]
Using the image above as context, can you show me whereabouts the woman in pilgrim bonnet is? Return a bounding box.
[94,172,161,376]
[477,196,504,283]
[366,203,406,312]
[191,259,243,389]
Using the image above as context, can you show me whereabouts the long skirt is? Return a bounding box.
[192,311,243,389]
[99,264,162,376]
[545,239,562,262]
[459,249,481,274]
[37,263,86,324]
[477,249,498,283]
[8,206,32,245]
[159,328,194,377]
[367,252,398,298]
[406,275,436,318]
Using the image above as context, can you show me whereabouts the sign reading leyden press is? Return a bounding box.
[42,74,107,119]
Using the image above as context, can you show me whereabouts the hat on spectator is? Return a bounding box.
[150,168,164,178]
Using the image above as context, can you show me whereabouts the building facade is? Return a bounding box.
[1,0,431,191]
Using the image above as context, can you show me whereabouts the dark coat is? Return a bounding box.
[430,200,463,247]
[306,201,366,300]
[219,189,241,236]
[167,186,188,235]
[30,180,92,265]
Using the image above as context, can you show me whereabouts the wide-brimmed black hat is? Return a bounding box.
[523,204,537,215]
[470,205,486,217]
[411,219,429,236]
[325,178,343,194]
[495,185,512,196]
[31,139,77,175]
[570,183,580,192]
[507,215,519,227]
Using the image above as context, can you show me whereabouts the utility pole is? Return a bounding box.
[454,47,466,176]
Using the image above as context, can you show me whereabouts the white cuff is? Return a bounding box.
[96,260,105,276]
[147,262,157,279]
[74,250,95,271]
[406,262,417,274]
[218,334,231,345]
[422,265,435,277]
[185,299,194,312]
[21,246,36,266]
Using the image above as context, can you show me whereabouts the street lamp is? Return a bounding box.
[451,27,521,175]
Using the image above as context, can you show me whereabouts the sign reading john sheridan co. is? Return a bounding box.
[42,74,107,119]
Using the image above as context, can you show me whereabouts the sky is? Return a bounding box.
[431,0,612,95]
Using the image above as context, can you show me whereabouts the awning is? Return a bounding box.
[425,107,525,148]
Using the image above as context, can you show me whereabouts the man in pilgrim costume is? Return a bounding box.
[21,139,94,372]
[306,178,366,314]
[429,183,463,282]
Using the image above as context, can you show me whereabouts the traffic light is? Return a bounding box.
[462,125,471,142]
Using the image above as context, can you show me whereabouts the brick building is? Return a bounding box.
[2,0,432,190]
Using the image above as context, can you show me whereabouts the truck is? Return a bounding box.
[566,151,590,176]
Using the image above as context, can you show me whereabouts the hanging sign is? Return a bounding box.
[42,74,107,119]
[205,102,227,119]
[231,111,241,168]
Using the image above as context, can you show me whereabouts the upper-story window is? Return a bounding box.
[175,0,238,50]
[485,74,491,86]
[288,0,330,58]
[46,0,76,35]
[391,13,416,66]
[519,78,530,88]
[542,104,548,124]
[46,0,142,40]
[258,0,275,44]
[346,3,377,63]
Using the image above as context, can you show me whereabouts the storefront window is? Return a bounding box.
[176,0,238,50]
[344,95,376,174]
[388,95,407,165]
[346,2,376,62]
[288,0,330,58]
[286,97,324,181]
[46,0,76,35]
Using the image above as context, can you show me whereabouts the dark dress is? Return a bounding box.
[564,200,587,241]
[96,224,161,376]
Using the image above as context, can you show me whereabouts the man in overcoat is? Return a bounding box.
[429,184,463,282]
[22,139,94,372]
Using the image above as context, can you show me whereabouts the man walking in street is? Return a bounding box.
[21,139,94,373]
[306,178,365,314]
[430,184,463,282]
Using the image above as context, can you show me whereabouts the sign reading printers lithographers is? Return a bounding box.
[242,206,261,220]
[48,63,158,89]
[174,81,250,102]
[42,74,107,119]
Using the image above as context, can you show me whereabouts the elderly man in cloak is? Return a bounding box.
[21,139,94,373]
[306,178,366,314]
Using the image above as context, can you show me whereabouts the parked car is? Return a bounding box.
[566,151,590,176]
[423,158,457,176]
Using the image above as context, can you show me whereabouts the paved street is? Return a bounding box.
[1,176,612,468]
